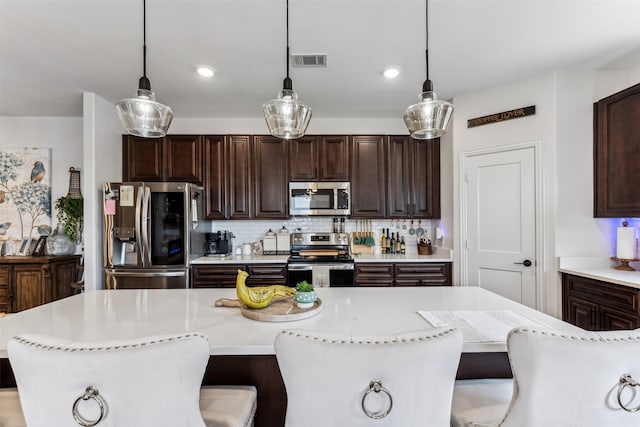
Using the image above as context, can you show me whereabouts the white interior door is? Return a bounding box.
[462,145,538,308]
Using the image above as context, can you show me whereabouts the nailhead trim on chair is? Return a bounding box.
[279,328,458,344]
[11,332,209,352]
[507,328,640,345]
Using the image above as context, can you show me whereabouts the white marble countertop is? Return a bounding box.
[0,286,574,358]
[191,254,290,264]
[558,257,640,291]
[191,248,452,264]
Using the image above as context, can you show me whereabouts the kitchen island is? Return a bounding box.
[0,286,574,426]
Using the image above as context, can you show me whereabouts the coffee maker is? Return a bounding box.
[205,231,234,256]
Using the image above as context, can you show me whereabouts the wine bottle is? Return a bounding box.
[390,232,396,254]
[400,235,406,255]
[380,228,386,254]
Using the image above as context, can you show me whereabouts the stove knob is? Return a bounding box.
[292,234,304,245]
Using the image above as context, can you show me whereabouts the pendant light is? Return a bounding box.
[263,0,312,139]
[115,0,173,138]
[402,0,453,139]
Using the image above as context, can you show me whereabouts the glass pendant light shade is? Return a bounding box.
[263,82,311,139]
[403,0,453,139]
[263,0,311,139]
[116,0,173,138]
[403,88,453,139]
[116,79,174,138]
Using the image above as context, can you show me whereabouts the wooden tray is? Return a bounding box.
[215,297,323,322]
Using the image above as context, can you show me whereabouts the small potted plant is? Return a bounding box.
[294,280,317,309]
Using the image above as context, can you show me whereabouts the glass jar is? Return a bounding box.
[46,223,75,256]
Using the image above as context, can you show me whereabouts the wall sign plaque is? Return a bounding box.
[467,105,536,128]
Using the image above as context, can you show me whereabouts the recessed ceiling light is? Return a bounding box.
[196,66,215,78]
[382,67,400,79]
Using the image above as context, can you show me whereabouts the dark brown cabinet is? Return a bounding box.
[387,136,440,218]
[203,135,252,220]
[562,273,640,331]
[203,135,287,220]
[351,136,387,218]
[289,136,350,181]
[394,262,451,286]
[192,264,246,288]
[123,135,203,184]
[245,264,287,286]
[594,83,640,217]
[354,263,395,287]
[355,262,452,287]
[0,256,80,313]
[253,136,289,219]
[191,263,287,288]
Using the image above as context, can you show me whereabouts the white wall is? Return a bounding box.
[83,93,123,290]
[0,116,83,222]
[452,73,558,314]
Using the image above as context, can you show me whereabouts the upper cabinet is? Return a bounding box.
[124,133,440,220]
[387,136,440,219]
[289,135,350,181]
[253,136,289,219]
[351,135,387,218]
[594,83,640,217]
[203,135,252,220]
[123,135,203,184]
[203,135,287,220]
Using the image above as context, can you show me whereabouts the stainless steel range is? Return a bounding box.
[287,232,354,287]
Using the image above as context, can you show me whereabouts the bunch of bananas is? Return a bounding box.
[236,270,295,309]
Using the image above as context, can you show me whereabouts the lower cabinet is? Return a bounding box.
[354,263,394,287]
[562,273,640,331]
[355,262,452,287]
[0,256,81,313]
[191,264,287,288]
[193,262,452,288]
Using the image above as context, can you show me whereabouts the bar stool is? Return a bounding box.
[275,327,463,427]
[451,327,640,427]
[5,333,256,427]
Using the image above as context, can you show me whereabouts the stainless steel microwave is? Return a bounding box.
[289,182,351,216]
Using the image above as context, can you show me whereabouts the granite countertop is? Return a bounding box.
[558,257,640,291]
[0,286,574,358]
[191,248,452,264]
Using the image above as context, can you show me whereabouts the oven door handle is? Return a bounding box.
[287,264,313,271]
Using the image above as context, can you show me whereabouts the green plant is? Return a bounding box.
[295,281,314,292]
[54,196,83,243]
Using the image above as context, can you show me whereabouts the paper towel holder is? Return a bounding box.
[612,221,638,271]
[611,256,638,271]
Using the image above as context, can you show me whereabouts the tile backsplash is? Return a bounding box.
[206,217,438,254]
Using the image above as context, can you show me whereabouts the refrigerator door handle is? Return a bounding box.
[106,271,186,278]
[141,186,151,267]
[135,185,144,265]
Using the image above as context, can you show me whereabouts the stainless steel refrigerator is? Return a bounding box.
[103,182,206,289]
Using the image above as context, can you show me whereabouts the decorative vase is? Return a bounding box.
[294,290,317,309]
[46,223,75,256]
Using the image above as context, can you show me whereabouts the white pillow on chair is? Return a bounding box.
[8,333,210,427]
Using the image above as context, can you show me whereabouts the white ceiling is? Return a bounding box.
[1,0,639,119]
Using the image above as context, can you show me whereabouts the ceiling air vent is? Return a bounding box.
[291,54,327,68]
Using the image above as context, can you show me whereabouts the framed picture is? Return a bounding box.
[32,236,47,256]
[17,238,32,256]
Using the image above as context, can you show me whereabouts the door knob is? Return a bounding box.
[514,259,532,267]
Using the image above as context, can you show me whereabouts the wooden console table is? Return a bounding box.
[0,255,81,313]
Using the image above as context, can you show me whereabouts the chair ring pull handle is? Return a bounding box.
[617,374,640,412]
[361,380,393,419]
[72,386,107,426]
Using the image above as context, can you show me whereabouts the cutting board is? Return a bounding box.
[215,297,323,322]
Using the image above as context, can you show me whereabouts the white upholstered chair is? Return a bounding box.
[5,333,256,427]
[451,327,640,427]
[275,327,463,427]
